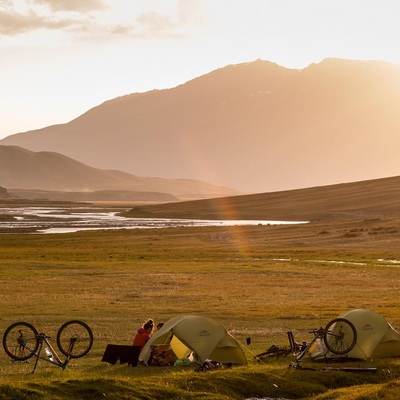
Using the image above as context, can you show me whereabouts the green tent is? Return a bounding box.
[139,315,247,365]
[312,309,400,360]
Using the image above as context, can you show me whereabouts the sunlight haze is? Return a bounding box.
[1,0,399,138]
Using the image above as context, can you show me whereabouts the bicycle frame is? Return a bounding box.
[294,328,326,365]
[27,333,76,373]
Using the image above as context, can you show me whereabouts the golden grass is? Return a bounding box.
[2,219,400,398]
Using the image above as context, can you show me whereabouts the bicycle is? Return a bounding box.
[289,318,357,368]
[2,320,94,373]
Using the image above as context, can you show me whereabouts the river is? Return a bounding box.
[0,206,307,234]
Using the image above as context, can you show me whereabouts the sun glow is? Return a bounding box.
[2,1,400,138]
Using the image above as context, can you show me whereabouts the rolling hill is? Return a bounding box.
[0,186,14,199]
[125,175,400,222]
[2,58,400,193]
[0,145,241,201]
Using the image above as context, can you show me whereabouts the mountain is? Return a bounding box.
[2,58,400,193]
[125,175,400,222]
[0,186,15,199]
[0,145,241,201]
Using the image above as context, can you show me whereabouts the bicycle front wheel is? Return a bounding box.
[57,320,93,358]
[324,318,357,355]
[3,322,39,361]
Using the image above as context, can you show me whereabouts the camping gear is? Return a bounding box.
[139,315,247,365]
[312,309,400,360]
[101,345,141,366]
[148,344,177,366]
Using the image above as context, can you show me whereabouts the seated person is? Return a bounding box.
[133,318,154,350]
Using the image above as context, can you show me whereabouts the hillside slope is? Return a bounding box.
[125,175,400,221]
[0,145,240,200]
[0,186,14,199]
[2,58,400,193]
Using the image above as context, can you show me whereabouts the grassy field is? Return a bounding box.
[1,216,400,399]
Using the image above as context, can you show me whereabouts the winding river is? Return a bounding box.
[0,206,307,234]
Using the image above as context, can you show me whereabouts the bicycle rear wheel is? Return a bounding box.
[56,320,93,358]
[3,322,39,361]
[324,318,357,355]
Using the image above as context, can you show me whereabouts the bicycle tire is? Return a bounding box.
[56,320,93,358]
[2,322,39,361]
[323,318,357,355]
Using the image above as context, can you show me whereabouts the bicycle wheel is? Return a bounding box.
[56,320,93,358]
[3,322,39,361]
[323,318,357,355]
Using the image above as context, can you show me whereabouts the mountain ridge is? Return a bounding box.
[2,58,400,193]
[0,145,241,201]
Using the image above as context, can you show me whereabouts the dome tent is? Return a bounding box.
[139,315,247,365]
[313,309,400,360]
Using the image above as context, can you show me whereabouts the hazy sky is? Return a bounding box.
[1,0,400,139]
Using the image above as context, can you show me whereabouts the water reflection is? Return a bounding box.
[0,206,307,234]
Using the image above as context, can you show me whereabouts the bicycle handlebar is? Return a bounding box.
[309,327,325,335]
[37,333,51,339]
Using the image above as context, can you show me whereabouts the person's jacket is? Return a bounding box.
[133,328,150,349]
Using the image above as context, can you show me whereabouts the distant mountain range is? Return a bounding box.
[0,145,241,201]
[2,58,400,193]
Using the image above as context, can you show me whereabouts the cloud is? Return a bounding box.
[1,0,14,9]
[109,13,182,39]
[110,0,206,39]
[29,0,106,13]
[177,0,205,25]
[0,9,78,35]
[136,11,176,33]
[109,22,133,35]
[0,0,206,39]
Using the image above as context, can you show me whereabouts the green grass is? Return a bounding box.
[2,221,400,398]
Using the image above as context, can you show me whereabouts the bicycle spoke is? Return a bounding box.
[3,322,39,361]
[57,320,93,358]
[324,318,357,355]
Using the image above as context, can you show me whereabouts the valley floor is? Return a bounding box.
[1,212,400,399]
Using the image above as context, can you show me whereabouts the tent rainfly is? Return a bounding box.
[139,315,247,365]
[313,309,400,360]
